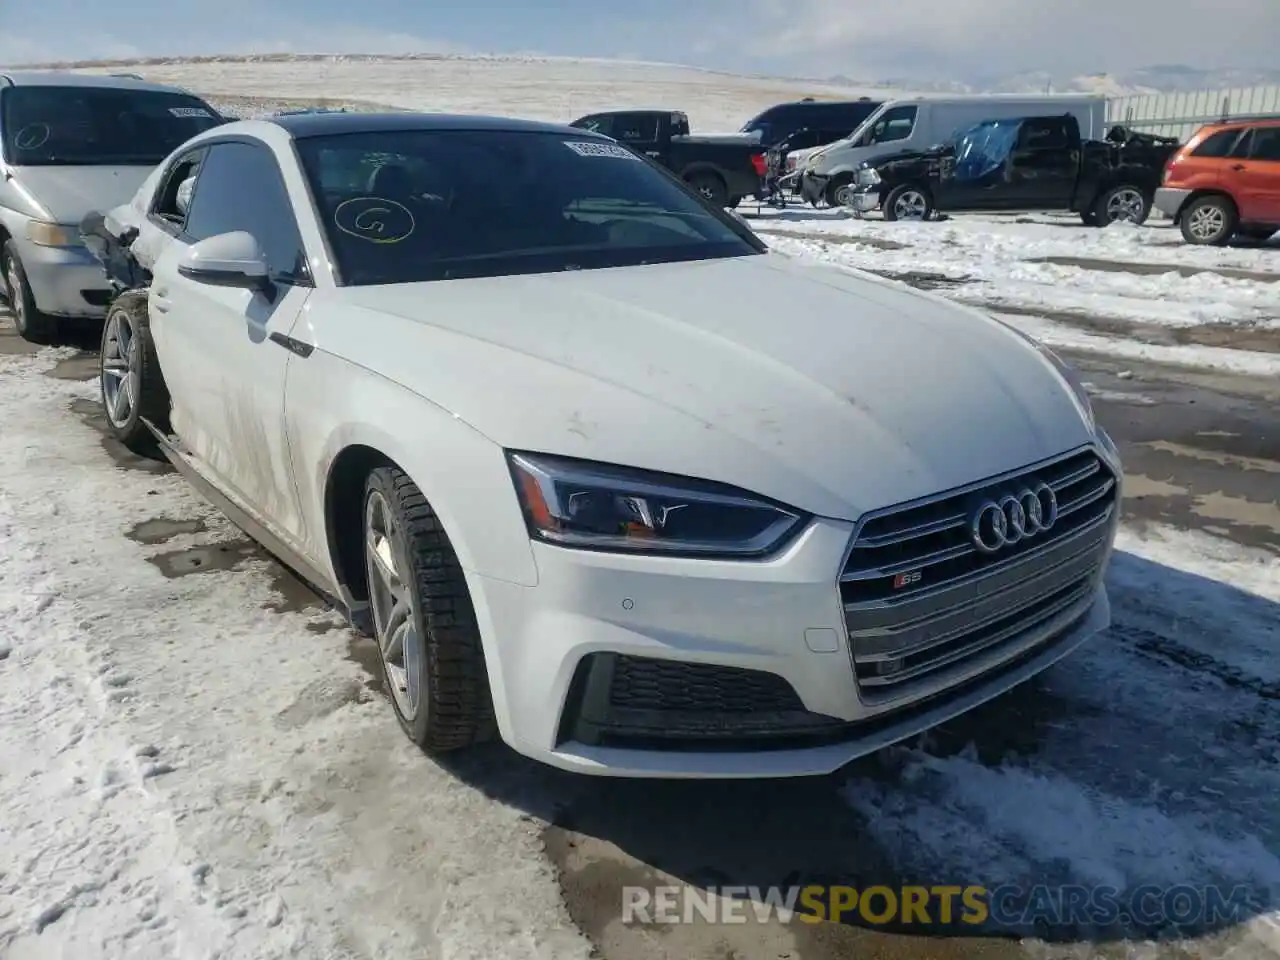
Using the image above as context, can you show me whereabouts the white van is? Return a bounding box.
[798,95,1108,207]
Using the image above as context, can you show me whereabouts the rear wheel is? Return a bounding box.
[1095,185,1150,225]
[882,184,933,222]
[362,466,496,753]
[2,240,58,344]
[99,291,170,454]
[1180,195,1237,245]
[687,173,728,207]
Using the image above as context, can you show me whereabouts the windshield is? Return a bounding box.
[295,129,763,286]
[1,86,223,166]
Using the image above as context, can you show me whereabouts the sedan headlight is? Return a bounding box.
[508,452,808,558]
[26,220,83,248]
[857,168,880,185]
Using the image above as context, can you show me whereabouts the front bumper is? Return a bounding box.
[849,185,882,213]
[13,237,112,318]
[475,444,1120,778]
[1153,187,1191,220]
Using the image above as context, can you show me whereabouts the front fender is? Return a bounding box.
[298,358,540,591]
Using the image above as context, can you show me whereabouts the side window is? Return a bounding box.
[871,106,918,144]
[1248,128,1280,161]
[1016,119,1070,150]
[1191,129,1243,158]
[576,115,613,137]
[182,141,310,283]
[152,151,204,226]
[612,113,658,141]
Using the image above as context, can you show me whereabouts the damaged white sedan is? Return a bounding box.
[80,111,1122,778]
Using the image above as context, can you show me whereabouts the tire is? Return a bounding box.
[823,174,854,208]
[2,240,58,344]
[1079,209,1100,227]
[687,173,728,207]
[882,184,933,222]
[361,466,496,753]
[1094,185,1150,225]
[99,290,170,454]
[726,196,741,210]
[1179,195,1237,246]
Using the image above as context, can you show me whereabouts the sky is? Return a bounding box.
[1,0,1278,85]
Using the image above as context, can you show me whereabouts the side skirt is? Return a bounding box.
[140,416,369,631]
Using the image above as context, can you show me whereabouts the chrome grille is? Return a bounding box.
[842,447,1117,701]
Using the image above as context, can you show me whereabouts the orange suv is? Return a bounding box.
[1153,119,1280,245]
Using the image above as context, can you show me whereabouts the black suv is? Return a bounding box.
[739,98,882,149]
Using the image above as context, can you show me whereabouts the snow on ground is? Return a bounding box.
[0,345,590,960]
[67,54,904,133]
[751,210,1280,330]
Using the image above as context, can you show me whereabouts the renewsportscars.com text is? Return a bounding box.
[622,883,1263,930]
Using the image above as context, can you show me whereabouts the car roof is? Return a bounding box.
[768,99,878,109]
[0,70,192,94]
[1200,116,1280,131]
[268,110,605,139]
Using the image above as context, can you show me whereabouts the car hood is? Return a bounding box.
[314,253,1094,520]
[11,165,157,225]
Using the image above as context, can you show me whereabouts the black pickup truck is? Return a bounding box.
[848,115,1181,226]
[569,110,766,208]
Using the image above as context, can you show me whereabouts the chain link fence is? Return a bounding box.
[1107,85,1280,142]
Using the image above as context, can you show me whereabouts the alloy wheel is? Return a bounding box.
[1187,204,1227,242]
[1105,188,1146,223]
[101,309,140,428]
[893,190,928,220]
[364,490,424,720]
[834,183,855,207]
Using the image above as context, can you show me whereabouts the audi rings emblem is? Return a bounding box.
[969,483,1059,554]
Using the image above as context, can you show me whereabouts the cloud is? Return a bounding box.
[742,0,1280,81]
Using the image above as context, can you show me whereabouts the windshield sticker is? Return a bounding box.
[169,107,213,118]
[14,123,50,150]
[333,197,416,244]
[563,140,640,160]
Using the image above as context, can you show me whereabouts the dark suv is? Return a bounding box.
[739,98,882,150]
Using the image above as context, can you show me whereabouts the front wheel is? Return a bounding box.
[99,291,170,454]
[882,184,933,222]
[362,466,496,753]
[1095,185,1151,225]
[1179,195,1237,246]
[824,174,854,208]
[2,240,58,344]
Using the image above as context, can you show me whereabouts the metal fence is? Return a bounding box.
[1107,84,1280,142]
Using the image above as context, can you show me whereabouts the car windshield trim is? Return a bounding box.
[293,128,764,287]
[0,86,223,167]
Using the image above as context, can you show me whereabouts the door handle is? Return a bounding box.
[269,332,314,358]
[1231,163,1247,171]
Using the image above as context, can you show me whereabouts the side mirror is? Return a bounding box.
[177,231,272,294]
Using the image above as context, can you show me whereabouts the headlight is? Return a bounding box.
[26,220,82,248]
[857,168,880,185]
[507,452,808,558]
